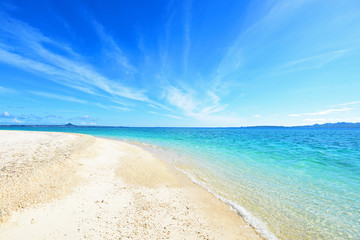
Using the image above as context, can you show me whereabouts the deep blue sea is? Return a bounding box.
[1,126,359,239]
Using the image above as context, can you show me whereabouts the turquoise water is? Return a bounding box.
[1,127,360,239]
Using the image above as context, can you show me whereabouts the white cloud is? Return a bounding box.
[93,21,136,72]
[207,91,220,104]
[290,107,354,117]
[199,104,228,115]
[165,86,197,113]
[112,106,131,111]
[164,85,242,126]
[12,118,22,123]
[254,114,261,118]
[0,86,16,95]
[183,0,192,74]
[94,103,112,110]
[147,101,174,112]
[280,49,349,74]
[80,122,97,126]
[30,91,86,104]
[112,99,133,107]
[305,118,326,122]
[148,104,161,110]
[332,101,360,107]
[309,107,354,115]
[94,103,131,112]
[148,110,182,120]
[212,0,312,88]
[163,113,182,119]
[0,13,148,103]
[0,111,11,118]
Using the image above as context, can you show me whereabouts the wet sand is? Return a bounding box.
[0,131,262,240]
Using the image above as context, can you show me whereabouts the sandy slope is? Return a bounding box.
[0,131,261,240]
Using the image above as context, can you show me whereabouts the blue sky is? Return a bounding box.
[0,0,360,127]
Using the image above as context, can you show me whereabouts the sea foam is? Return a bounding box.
[176,168,278,240]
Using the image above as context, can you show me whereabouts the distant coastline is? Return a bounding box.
[0,122,359,129]
[0,123,129,128]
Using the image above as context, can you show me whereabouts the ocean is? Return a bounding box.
[1,126,359,239]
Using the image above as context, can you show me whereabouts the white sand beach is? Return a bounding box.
[0,130,261,240]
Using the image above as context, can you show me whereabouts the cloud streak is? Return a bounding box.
[280,49,349,74]
[332,101,360,107]
[93,21,136,72]
[30,91,86,104]
[289,107,354,117]
[0,86,16,95]
[211,0,323,89]
[183,0,192,75]
[164,85,242,125]
[0,12,148,102]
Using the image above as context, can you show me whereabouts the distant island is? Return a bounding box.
[0,123,128,128]
[298,122,360,128]
[0,122,360,128]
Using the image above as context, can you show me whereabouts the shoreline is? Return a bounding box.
[122,138,275,240]
[0,130,263,239]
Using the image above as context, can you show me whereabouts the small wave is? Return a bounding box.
[121,138,277,239]
[176,167,278,240]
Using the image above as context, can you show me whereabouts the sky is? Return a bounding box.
[0,0,360,127]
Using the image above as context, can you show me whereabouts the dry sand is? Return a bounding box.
[0,130,262,240]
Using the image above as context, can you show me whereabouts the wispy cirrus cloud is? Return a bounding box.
[0,11,148,102]
[183,0,192,75]
[94,103,131,112]
[30,91,86,104]
[12,118,22,123]
[280,49,349,74]
[212,1,312,82]
[148,110,183,120]
[0,86,16,95]
[147,100,174,112]
[112,106,131,111]
[111,99,133,107]
[159,0,175,72]
[93,21,136,72]
[165,86,197,113]
[164,85,241,125]
[163,113,182,119]
[332,101,360,107]
[289,107,354,117]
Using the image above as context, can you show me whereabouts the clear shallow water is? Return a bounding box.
[1,127,360,239]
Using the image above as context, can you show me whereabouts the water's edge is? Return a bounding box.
[121,138,277,240]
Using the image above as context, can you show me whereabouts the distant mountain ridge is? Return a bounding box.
[298,122,360,128]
